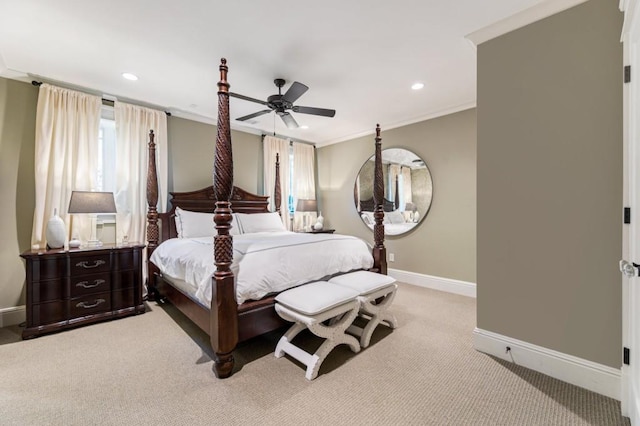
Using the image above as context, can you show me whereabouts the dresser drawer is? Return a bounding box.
[112,286,135,311]
[29,257,66,280]
[31,300,66,326]
[112,268,142,291]
[71,254,111,276]
[31,278,65,303]
[70,272,110,298]
[70,292,111,318]
[114,249,139,271]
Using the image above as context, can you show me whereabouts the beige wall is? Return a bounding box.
[0,78,37,309]
[317,108,476,283]
[167,116,263,196]
[477,0,623,367]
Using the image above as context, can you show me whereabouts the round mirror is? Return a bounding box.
[354,148,433,236]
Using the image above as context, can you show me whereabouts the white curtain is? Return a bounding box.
[114,102,168,245]
[32,84,101,249]
[388,164,401,210]
[292,142,316,231]
[263,135,291,229]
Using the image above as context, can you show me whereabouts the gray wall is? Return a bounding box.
[477,0,623,367]
[0,78,37,309]
[318,108,476,283]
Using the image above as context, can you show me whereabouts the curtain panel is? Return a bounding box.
[263,135,291,229]
[31,84,102,249]
[114,102,168,245]
[292,142,316,231]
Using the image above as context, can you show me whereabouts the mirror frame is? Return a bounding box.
[354,148,433,236]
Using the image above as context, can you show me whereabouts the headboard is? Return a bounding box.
[156,185,269,242]
[360,197,395,212]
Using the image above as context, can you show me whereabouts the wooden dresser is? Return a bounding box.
[20,243,145,339]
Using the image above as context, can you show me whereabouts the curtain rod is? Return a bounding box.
[261,133,315,147]
[31,80,172,116]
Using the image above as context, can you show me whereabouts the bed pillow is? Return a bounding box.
[236,212,286,233]
[360,211,375,226]
[174,207,241,238]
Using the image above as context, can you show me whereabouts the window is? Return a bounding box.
[288,147,295,215]
[96,107,117,222]
[97,117,116,192]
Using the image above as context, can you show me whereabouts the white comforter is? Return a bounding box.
[149,231,374,304]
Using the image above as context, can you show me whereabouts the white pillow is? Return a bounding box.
[387,210,406,225]
[236,212,286,233]
[174,207,241,238]
[361,211,375,225]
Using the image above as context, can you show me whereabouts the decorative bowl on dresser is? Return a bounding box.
[20,243,145,339]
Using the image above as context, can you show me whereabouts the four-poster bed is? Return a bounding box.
[146,58,388,378]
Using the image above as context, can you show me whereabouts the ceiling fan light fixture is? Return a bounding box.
[122,72,138,81]
[411,82,424,90]
[229,79,335,130]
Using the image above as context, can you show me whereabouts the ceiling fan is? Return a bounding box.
[229,79,336,129]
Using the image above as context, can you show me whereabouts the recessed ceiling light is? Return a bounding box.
[411,82,424,90]
[300,125,309,129]
[122,72,138,81]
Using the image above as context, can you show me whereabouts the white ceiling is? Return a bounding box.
[1,0,560,146]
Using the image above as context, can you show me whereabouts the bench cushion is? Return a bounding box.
[275,281,359,316]
[329,271,396,295]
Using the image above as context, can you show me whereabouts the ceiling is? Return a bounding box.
[1,0,553,146]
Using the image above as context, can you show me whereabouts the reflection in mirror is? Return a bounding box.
[354,148,433,236]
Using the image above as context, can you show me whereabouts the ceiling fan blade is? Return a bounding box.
[279,112,299,129]
[282,81,308,104]
[229,92,268,106]
[292,105,336,117]
[236,109,272,121]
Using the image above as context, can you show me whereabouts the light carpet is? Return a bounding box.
[0,283,629,425]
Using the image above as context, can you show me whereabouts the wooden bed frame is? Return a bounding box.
[146,58,387,378]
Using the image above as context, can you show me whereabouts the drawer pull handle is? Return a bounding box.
[76,279,105,289]
[76,299,106,309]
[76,260,106,269]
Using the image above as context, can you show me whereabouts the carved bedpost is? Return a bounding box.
[274,153,282,216]
[394,174,400,210]
[146,130,160,299]
[372,124,387,275]
[211,58,238,378]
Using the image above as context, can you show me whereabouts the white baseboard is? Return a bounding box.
[388,268,476,298]
[0,306,25,328]
[473,327,621,401]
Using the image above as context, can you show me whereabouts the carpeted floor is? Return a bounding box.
[0,283,629,425]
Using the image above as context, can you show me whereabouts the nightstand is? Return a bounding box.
[302,229,335,234]
[20,243,145,339]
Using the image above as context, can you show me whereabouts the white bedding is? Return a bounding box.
[149,231,374,305]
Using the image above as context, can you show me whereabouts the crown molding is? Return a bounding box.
[466,0,589,46]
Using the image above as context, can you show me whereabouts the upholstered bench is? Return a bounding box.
[329,271,398,348]
[274,281,361,380]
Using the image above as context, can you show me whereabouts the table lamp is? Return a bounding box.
[296,199,317,231]
[68,191,117,247]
